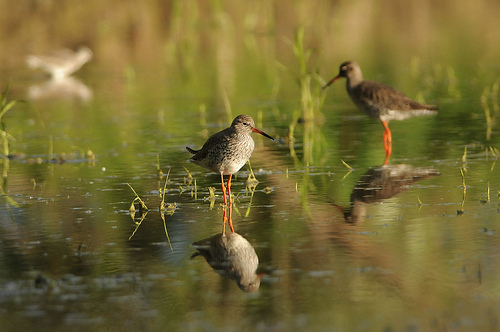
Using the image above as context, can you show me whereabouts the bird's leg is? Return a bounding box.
[382,121,392,165]
[227,174,235,232]
[220,173,228,206]
[220,173,228,233]
[383,149,391,165]
[381,121,390,151]
[222,208,227,234]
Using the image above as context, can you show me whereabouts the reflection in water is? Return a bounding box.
[191,232,260,292]
[233,175,258,218]
[341,164,439,223]
[27,76,93,101]
[26,46,93,101]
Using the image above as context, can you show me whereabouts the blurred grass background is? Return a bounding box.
[2,0,499,83]
[1,0,499,166]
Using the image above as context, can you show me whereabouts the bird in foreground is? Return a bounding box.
[27,46,93,80]
[323,61,437,165]
[186,114,274,233]
[191,232,260,292]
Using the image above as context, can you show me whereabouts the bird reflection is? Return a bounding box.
[340,164,439,223]
[27,76,93,101]
[26,46,93,101]
[191,232,260,292]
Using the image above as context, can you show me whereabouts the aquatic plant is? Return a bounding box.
[245,161,259,187]
[206,187,216,209]
[0,86,21,157]
[278,27,331,169]
[127,182,149,240]
[458,167,467,215]
[127,172,174,251]
[159,167,172,210]
[282,26,326,122]
[159,172,174,251]
[127,182,148,213]
[481,81,499,141]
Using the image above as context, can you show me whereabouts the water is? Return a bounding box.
[1,2,500,331]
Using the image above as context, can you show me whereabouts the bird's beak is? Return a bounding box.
[322,75,341,90]
[252,127,274,140]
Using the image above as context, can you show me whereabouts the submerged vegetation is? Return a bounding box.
[0,86,21,157]
[481,81,499,141]
[127,159,177,250]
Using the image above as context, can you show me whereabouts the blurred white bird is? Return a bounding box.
[27,46,93,80]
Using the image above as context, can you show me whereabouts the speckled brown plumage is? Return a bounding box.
[186,114,273,233]
[187,115,264,175]
[323,61,437,164]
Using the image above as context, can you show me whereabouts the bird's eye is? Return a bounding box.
[243,122,247,125]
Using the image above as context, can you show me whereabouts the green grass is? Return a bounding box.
[0,86,21,157]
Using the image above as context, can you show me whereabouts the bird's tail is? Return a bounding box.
[190,252,201,259]
[186,146,198,154]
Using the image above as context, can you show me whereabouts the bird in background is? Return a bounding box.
[186,114,274,233]
[323,61,437,165]
[27,46,93,80]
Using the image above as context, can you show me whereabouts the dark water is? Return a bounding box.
[1,2,500,331]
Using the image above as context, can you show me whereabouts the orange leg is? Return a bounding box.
[220,173,228,206]
[227,174,234,232]
[222,208,228,234]
[382,121,392,165]
[220,173,234,233]
[220,173,228,233]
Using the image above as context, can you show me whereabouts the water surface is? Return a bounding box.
[1,1,500,331]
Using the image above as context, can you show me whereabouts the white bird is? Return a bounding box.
[27,46,93,80]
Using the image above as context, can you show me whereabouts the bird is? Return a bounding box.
[186,114,273,233]
[191,232,261,292]
[323,61,437,165]
[27,46,93,80]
